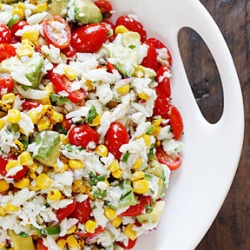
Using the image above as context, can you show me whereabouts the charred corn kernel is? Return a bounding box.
[36,173,52,190]
[117,84,130,95]
[22,30,39,43]
[12,8,24,19]
[138,92,150,100]
[104,207,116,219]
[12,139,24,154]
[6,160,20,171]
[112,169,123,179]
[37,117,51,131]
[132,157,142,170]
[89,114,100,126]
[124,224,137,240]
[47,189,62,201]
[40,94,51,105]
[41,105,54,119]
[14,177,30,189]
[2,93,15,104]
[115,25,129,34]
[111,216,122,228]
[86,186,94,200]
[84,220,97,234]
[52,112,64,123]
[140,134,151,147]
[36,2,47,13]
[28,110,39,124]
[17,2,26,11]
[0,180,9,192]
[60,134,68,145]
[0,100,11,112]
[16,44,34,57]
[0,119,5,129]
[131,171,145,182]
[134,66,144,78]
[53,163,68,173]
[152,117,162,126]
[6,109,21,123]
[108,160,119,173]
[85,79,94,91]
[5,203,19,212]
[69,159,84,170]
[152,125,161,137]
[67,235,78,248]
[67,225,77,234]
[44,82,54,92]
[133,179,149,194]
[72,179,86,193]
[0,207,7,216]
[64,66,76,81]
[57,238,67,250]
[95,144,108,157]
[19,151,33,166]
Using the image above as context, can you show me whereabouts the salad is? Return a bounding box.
[0,0,183,249]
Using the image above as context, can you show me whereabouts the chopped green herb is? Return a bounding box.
[93,188,107,199]
[18,232,28,238]
[121,151,130,162]
[146,125,154,135]
[145,204,153,214]
[50,93,71,106]
[129,44,136,49]
[40,226,61,235]
[21,85,30,91]
[148,143,155,157]
[89,172,105,186]
[87,105,98,124]
[145,173,153,180]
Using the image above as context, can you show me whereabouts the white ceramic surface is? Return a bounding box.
[111,0,244,249]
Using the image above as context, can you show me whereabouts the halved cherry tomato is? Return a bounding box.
[116,238,137,249]
[37,238,48,250]
[21,100,40,110]
[153,96,169,118]
[94,0,113,19]
[56,200,77,221]
[116,15,147,42]
[61,45,76,58]
[42,15,71,49]
[0,156,8,177]
[106,61,116,73]
[0,44,16,63]
[0,24,11,43]
[50,72,86,103]
[62,118,73,132]
[10,20,28,40]
[70,198,92,224]
[68,124,99,149]
[71,23,109,53]
[12,165,28,181]
[121,196,152,216]
[102,19,115,42]
[155,65,171,99]
[76,225,104,238]
[156,146,182,170]
[104,121,130,159]
[0,76,15,94]
[141,42,158,72]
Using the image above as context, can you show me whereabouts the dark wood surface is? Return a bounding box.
[179,1,249,249]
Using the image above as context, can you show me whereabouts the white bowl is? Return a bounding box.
[111,0,244,249]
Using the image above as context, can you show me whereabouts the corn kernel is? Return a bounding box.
[22,30,39,43]
[72,179,86,193]
[67,225,77,234]
[60,134,68,145]
[85,79,94,91]
[29,172,37,180]
[0,206,7,216]
[84,220,97,234]
[57,238,67,250]
[124,224,137,240]
[116,84,130,95]
[0,100,11,112]
[139,134,151,147]
[152,117,162,126]
[88,114,100,126]
[5,160,20,171]
[134,66,144,78]
[10,139,24,156]
[104,207,116,219]
[40,94,51,105]
[6,109,21,123]
[12,8,24,19]
[108,160,119,173]
[69,159,84,170]
[152,125,161,137]
[115,25,129,34]
[47,189,62,201]
[17,2,26,11]
[138,92,150,100]
[28,163,38,172]
[86,186,94,200]
[67,235,78,248]
[36,173,52,190]
[64,66,77,81]
[19,151,34,166]
[44,82,54,92]
[131,171,145,182]
[52,112,64,123]
[36,3,47,13]
[110,216,122,228]
[28,110,39,124]
[37,117,51,131]
[2,93,15,104]
[14,177,30,189]
[16,44,34,57]
[0,119,5,129]
[5,203,19,212]
[0,3,2,10]
[41,105,54,119]
[112,169,123,179]
[133,179,149,194]
[95,144,108,157]
[0,180,9,192]
[132,157,142,170]
[53,163,68,173]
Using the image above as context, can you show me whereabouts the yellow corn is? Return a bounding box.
[40,94,51,105]
[85,79,94,91]
[17,2,26,11]
[134,66,144,78]
[110,216,122,228]
[22,30,39,43]
[86,186,94,200]
[138,92,150,100]
[28,109,39,124]
[0,3,2,10]
[2,93,15,104]
[0,100,11,112]
[0,119,5,129]
[0,180,9,192]
[36,173,52,190]
[108,160,119,173]
[14,177,30,189]
[69,159,84,170]
[67,235,78,248]
[72,179,86,193]
[67,225,77,234]
[116,84,130,95]
[28,163,38,172]
[57,238,67,250]
[95,144,108,157]
[115,25,129,34]
[5,160,20,171]
[104,207,116,219]
[88,114,101,126]
[36,3,47,13]
[133,179,149,194]
[112,169,123,179]
[10,139,24,156]
[0,206,6,216]
[16,44,34,57]
[152,117,162,126]
[51,112,64,123]
[64,66,77,81]
[60,134,69,145]
[44,82,54,92]
[29,172,37,180]
[140,134,151,147]
[19,151,34,166]
[152,125,161,137]
[131,171,145,182]
[12,8,24,19]
[5,203,19,212]
[53,163,68,173]
[47,189,62,201]
[132,157,142,170]
[6,109,21,123]
[124,224,137,240]
[37,117,51,131]
[84,220,97,234]
[41,105,54,119]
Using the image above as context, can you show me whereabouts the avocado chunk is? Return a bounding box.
[136,200,165,224]
[48,0,70,16]
[67,0,102,24]
[147,159,165,180]
[33,131,61,166]
[8,230,35,250]
[118,180,137,208]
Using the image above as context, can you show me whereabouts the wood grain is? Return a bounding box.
[179,1,250,249]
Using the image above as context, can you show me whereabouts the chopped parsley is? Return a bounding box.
[121,151,130,162]
[93,188,107,199]
[50,93,71,106]
[87,105,98,124]
[146,125,154,135]
[89,172,105,186]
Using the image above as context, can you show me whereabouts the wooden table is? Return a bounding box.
[179,1,249,249]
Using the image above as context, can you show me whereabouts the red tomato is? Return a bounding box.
[0,156,8,176]
[0,76,15,94]
[21,100,40,110]
[0,24,11,43]
[104,122,129,159]
[94,0,113,18]
[155,65,171,99]
[76,226,104,238]
[116,238,137,249]
[61,45,76,58]
[71,23,109,53]
[50,72,86,103]
[116,15,147,42]
[37,238,48,250]
[106,61,116,73]
[12,165,28,181]
[156,146,182,170]
[141,42,158,72]
[56,200,77,221]
[121,196,152,216]
[42,15,71,49]
[62,118,73,132]
[68,124,99,149]
[0,44,16,63]
[168,104,184,140]
[10,20,28,40]
[70,198,92,224]
[153,97,169,118]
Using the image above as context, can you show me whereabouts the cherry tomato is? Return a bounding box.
[0,76,15,94]
[155,65,171,99]
[0,44,16,63]
[156,146,182,170]
[116,15,147,42]
[62,118,73,132]
[0,24,11,43]
[76,226,104,238]
[68,124,99,149]
[168,104,184,140]
[0,156,8,176]
[102,20,115,42]
[12,165,28,181]
[61,45,76,58]
[42,15,71,49]
[104,122,129,159]
[116,238,137,249]
[10,20,28,40]
[56,200,77,221]
[106,61,116,73]
[153,97,169,118]
[21,100,40,110]
[37,238,48,250]
[70,198,92,224]
[50,72,86,103]
[94,0,113,19]
[141,42,158,72]
[121,196,152,216]
[71,23,109,53]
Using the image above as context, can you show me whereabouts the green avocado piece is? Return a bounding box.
[118,180,137,208]
[48,0,70,16]
[136,200,165,224]
[147,159,165,180]
[33,131,61,166]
